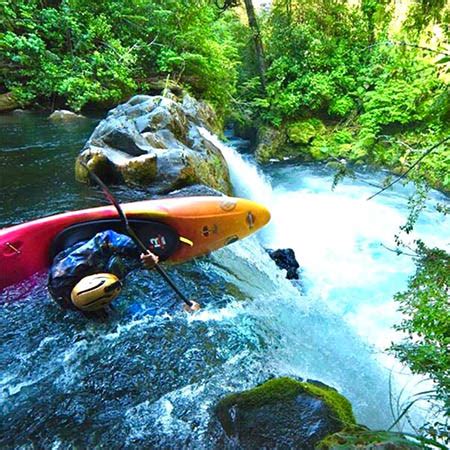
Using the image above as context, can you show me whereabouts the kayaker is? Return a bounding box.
[48,229,159,315]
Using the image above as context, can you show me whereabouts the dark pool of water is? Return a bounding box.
[0,112,102,227]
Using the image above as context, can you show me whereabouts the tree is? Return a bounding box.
[242,0,266,89]
[214,0,266,89]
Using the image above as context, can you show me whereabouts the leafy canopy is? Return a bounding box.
[0,0,243,113]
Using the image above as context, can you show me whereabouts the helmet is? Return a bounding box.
[71,273,122,311]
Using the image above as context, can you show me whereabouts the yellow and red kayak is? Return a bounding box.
[0,196,270,291]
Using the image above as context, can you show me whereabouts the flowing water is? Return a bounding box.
[1,113,449,448]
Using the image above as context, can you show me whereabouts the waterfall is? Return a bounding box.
[199,128,273,205]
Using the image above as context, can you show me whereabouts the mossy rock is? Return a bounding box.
[287,118,326,145]
[0,92,20,112]
[76,94,231,194]
[177,151,232,195]
[255,126,290,162]
[317,427,424,449]
[215,377,355,449]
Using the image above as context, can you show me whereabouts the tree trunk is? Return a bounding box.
[243,0,266,89]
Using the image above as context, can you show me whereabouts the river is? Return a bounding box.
[0,112,448,448]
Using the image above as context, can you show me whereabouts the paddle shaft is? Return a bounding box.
[80,161,193,307]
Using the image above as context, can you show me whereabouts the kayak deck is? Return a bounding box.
[0,196,270,292]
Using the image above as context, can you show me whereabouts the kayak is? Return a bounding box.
[0,196,270,292]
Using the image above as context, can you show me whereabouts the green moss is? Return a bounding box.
[317,427,423,449]
[287,119,326,145]
[176,152,232,195]
[217,377,356,425]
[0,92,20,112]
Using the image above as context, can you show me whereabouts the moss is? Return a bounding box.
[172,152,232,195]
[287,118,326,145]
[217,377,356,425]
[317,427,423,449]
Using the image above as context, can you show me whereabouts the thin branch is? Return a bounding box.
[380,243,417,258]
[394,40,450,57]
[367,136,450,201]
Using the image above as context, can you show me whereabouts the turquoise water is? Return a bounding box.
[1,113,449,447]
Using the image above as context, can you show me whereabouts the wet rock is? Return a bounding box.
[267,248,300,279]
[182,94,221,134]
[49,110,86,121]
[76,94,232,195]
[255,125,289,162]
[166,184,224,198]
[0,92,19,112]
[215,377,355,450]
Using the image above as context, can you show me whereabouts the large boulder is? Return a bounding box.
[215,377,355,449]
[75,94,232,195]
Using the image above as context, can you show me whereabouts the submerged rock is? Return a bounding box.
[215,377,355,449]
[49,110,86,121]
[267,248,300,280]
[76,94,231,195]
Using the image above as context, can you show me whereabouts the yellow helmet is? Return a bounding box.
[71,273,122,311]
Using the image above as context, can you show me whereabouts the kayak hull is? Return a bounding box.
[0,196,270,292]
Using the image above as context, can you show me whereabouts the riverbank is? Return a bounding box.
[232,118,450,195]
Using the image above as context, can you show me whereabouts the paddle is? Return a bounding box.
[79,160,200,312]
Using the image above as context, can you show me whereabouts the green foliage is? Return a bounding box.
[390,241,449,444]
[257,0,371,123]
[287,118,325,145]
[0,0,243,113]
[237,0,450,191]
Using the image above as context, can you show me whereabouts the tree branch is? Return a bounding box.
[367,136,450,201]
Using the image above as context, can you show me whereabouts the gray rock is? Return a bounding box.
[76,94,232,195]
[49,109,85,121]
